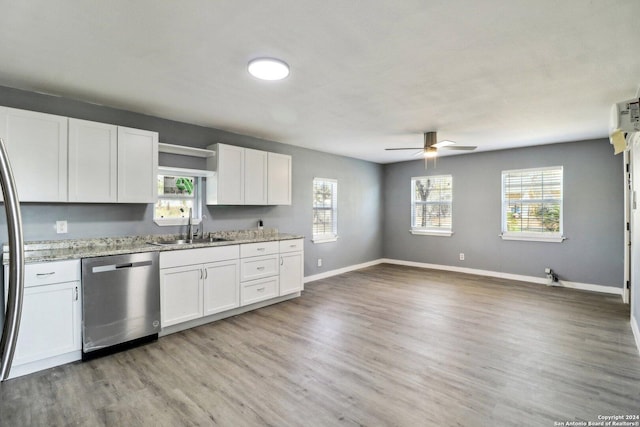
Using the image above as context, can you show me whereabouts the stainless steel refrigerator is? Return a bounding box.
[0,136,25,381]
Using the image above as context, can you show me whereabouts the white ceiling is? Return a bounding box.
[0,1,638,163]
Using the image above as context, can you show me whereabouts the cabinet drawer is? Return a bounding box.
[24,260,80,287]
[240,255,279,282]
[240,241,279,258]
[241,276,279,306]
[279,239,304,253]
[160,245,239,269]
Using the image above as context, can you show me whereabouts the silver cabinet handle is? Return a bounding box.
[36,272,55,277]
[280,257,283,266]
[74,286,78,301]
[289,244,296,248]
[204,269,208,279]
[257,287,265,292]
[257,266,265,271]
[257,247,265,251]
[200,269,203,280]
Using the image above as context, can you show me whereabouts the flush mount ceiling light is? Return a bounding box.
[248,58,290,81]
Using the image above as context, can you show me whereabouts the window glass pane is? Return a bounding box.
[155,198,195,219]
[411,175,452,232]
[502,167,562,236]
[313,178,337,238]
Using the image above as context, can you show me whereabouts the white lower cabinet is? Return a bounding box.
[160,265,203,327]
[3,259,81,379]
[160,246,240,328]
[203,260,240,316]
[279,239,304,296]
[280,251,304,296]
[240,242,280,306]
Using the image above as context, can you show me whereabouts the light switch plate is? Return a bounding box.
[56,220,68,234]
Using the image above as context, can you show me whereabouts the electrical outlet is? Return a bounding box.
[459,253,465,261]
[56,220,68,234]
[317,258,323,267]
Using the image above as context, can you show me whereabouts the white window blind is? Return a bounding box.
[501,166,563,242]
[313,178,338,242]
[411,175,452,235]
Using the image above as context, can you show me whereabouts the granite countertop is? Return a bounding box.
[2,228,304,264]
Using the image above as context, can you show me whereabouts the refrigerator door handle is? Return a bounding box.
[0,137,25,381]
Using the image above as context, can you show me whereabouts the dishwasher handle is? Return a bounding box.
[91,260,153,274]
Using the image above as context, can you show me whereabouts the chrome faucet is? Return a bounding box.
[186,207,194,242]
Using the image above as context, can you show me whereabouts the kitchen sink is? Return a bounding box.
[149,237,231,246]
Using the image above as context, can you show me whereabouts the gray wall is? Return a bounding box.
[383,139,624,288]
[0,86,384,276]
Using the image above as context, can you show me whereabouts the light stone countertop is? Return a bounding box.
[2,229,304,264]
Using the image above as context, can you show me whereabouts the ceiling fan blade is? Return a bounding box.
[439,145,477,151]
[432,140,455,148]
[385,147,423,151]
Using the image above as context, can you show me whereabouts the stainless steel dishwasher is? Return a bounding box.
[81,251,160,359]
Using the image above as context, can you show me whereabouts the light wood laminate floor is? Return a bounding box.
[1,264,639,426]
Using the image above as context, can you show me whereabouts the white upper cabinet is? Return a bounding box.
[0,107,158,204]
[245,148,268,205]
[268,152,292,205]
[117,126,158,203]
[206,143,292,206]
[206,143,245,205]
[0,107,68,202]
[68,118,118,202]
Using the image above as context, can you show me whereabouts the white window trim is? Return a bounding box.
[313,178,338,243]
[153,217,202,227]
[411,174,453,237]
[500,232,565,243]
[312,235,339,244]
[410,229,453,237]
[500,166,564,243]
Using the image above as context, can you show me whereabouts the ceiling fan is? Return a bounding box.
[386,131,477,168]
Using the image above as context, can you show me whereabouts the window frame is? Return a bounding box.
[410,174,453,237]
[153,172,203,227]
[312,177,338,243]
[500,165,564,243]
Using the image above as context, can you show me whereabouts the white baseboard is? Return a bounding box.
[380,258,623,296]
[305,257,623,297]
[632,314,640,356]
[304,259,383,283]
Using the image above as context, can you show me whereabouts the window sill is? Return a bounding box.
[500,233,565,243]
[312,236,339,244]
[410,229,453,237]
[154,218,202,227]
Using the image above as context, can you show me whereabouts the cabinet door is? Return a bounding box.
[160,265,203,327]
[0,107,68,202]
[203,259,240,316]
[267,152,292,205]
[244,148,268,205]
[280,251,304,296]
[13,281,81,366]
[216,144,245,204]
[68,118,118,202]
[117,126,158,203]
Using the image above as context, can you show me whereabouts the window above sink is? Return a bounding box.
[154,166,212,227]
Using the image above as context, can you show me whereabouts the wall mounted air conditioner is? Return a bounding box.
[610,98,640,154]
